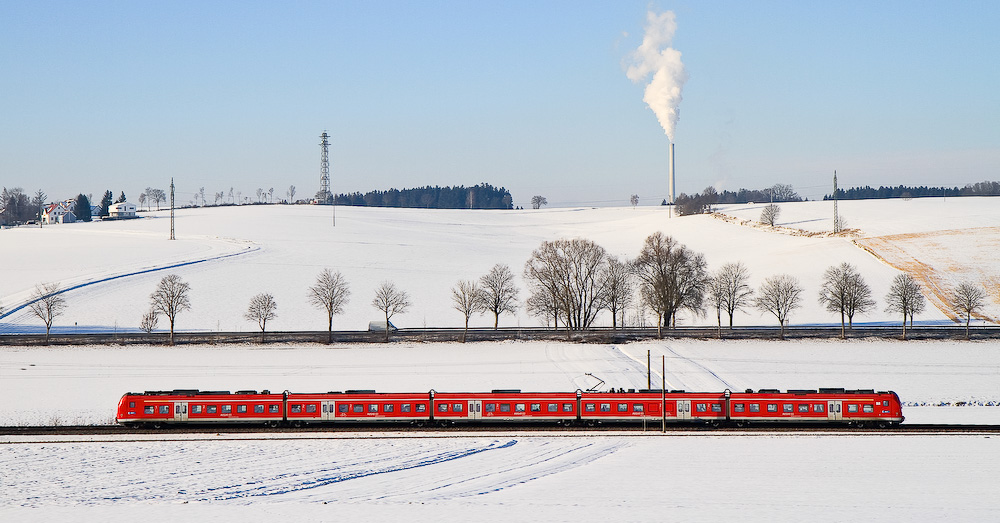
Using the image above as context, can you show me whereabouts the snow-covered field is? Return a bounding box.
[3,199,999,520]
[3,198,999,333]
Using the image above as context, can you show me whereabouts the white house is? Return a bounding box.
[108,201,137,219]
[42,202,76,224]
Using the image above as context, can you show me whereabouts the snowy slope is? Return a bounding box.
[7,198,997,334]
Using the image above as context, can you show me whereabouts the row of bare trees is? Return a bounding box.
[9,250,992,343]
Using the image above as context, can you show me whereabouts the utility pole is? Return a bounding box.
[661,355,666,433]
[647,350,651,389]
[169,178,175,240]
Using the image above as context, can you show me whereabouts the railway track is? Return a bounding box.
[3,325,1000,346]
[3,423,999,437]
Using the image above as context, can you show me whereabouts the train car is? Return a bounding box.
[116,390,285,428]
[289,391,431,425]
[725,388,904,427]
[432,390,579,424]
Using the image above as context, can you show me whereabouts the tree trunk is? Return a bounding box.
[494,312,499,330]
[966,315,971,340]
[462,317,469,343]
[840,310,845,339]
[384,312,390,342]
[169,318,175,345]
[328,314,333,344]
[901,313,907,340]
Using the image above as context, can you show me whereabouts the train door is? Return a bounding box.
[468,400,482,420]
[828,401,842,421]
[323,401,335,421]
[677,400,691,420]
[174,402,188,422]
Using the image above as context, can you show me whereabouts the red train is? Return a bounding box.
[116,387,904,428]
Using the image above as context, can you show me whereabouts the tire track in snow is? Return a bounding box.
[0,243,258,321]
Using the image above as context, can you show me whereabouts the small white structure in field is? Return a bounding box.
[108,202,137,219]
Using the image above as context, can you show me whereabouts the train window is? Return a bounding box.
[696,404,707,413]
[222,405,232,414]
[269,404,280,414]
[530,404,541,412]
[711,404,722,413]
[369,404,378,413]
[290,405,302,413]
[338,404,348,413]
[207,405,218,414]
[883,401,889,407]
[600,404,611,412]
[129,401,135,408]
[383,404,393,413]
[237,405,247,413]
[749,404,760,412]
[783,404,793,413]
[798,404,808,413]
[416,404,426,413]
[633,404,644,413]
[306,404,317,413]
[618,403,628,412]
[192,405,203,414]
[563,403,574,412]
[453,404,463,412]
[438,403,449,412]
[814,404,825,413]
[585,403,595,412]
[767,404,778,413]
[515,404,525,412]
[548,403,558,412]
[485,404,495,412]
[734,404,745,413]
[352,405,363,413]
[401,404,411,413]
[847,404,859,413]
[500,404,511,412]
[863,405,874,413]
[255,405,265,413]
[144,406,154,414]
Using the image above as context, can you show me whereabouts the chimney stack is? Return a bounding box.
[668,142,675,204]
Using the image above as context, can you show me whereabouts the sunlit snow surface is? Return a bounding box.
[3,433,998,522]
[3,200,1000,521]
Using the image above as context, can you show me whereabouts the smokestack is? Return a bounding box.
[669,142,675,204]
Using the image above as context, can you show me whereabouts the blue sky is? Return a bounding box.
[3,1,999,207]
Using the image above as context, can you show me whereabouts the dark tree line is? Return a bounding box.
[674,184,804,216]
[823,181,1000,201]
[324,183,514,210]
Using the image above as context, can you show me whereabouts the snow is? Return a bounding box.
[5,198,998,333]
[3,199,1000,520]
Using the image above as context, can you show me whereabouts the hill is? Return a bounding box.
[1,198,999,333]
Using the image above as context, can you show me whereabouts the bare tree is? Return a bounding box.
[769,183,800,202]
[754,274,803,340]
[630,194,639,208]
[599,256,634,329]
[198,187,206,207]
[245,293,278,343]
[530,195,547,210]
[256,188,264,203]
[712,262,754,330]
[268,187,274,203]
[524,239,608,331]
[138,192,147,211]
[140,309,158,334]
[818,262,876,338]
[28,283,66,343]
[371,281,410,342]
[150,274,191,345]
[287,185,296,203]
[526,291,559,329]
[479,264,520,329]
[760,203,780,226]
[307,269,351,343]
[451,280,485,342]
[214,191,224,205]
[632,232,708,329]
[884,273,925,340]
[952,282,987,340]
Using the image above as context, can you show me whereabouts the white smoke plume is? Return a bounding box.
[626,10,687,142]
